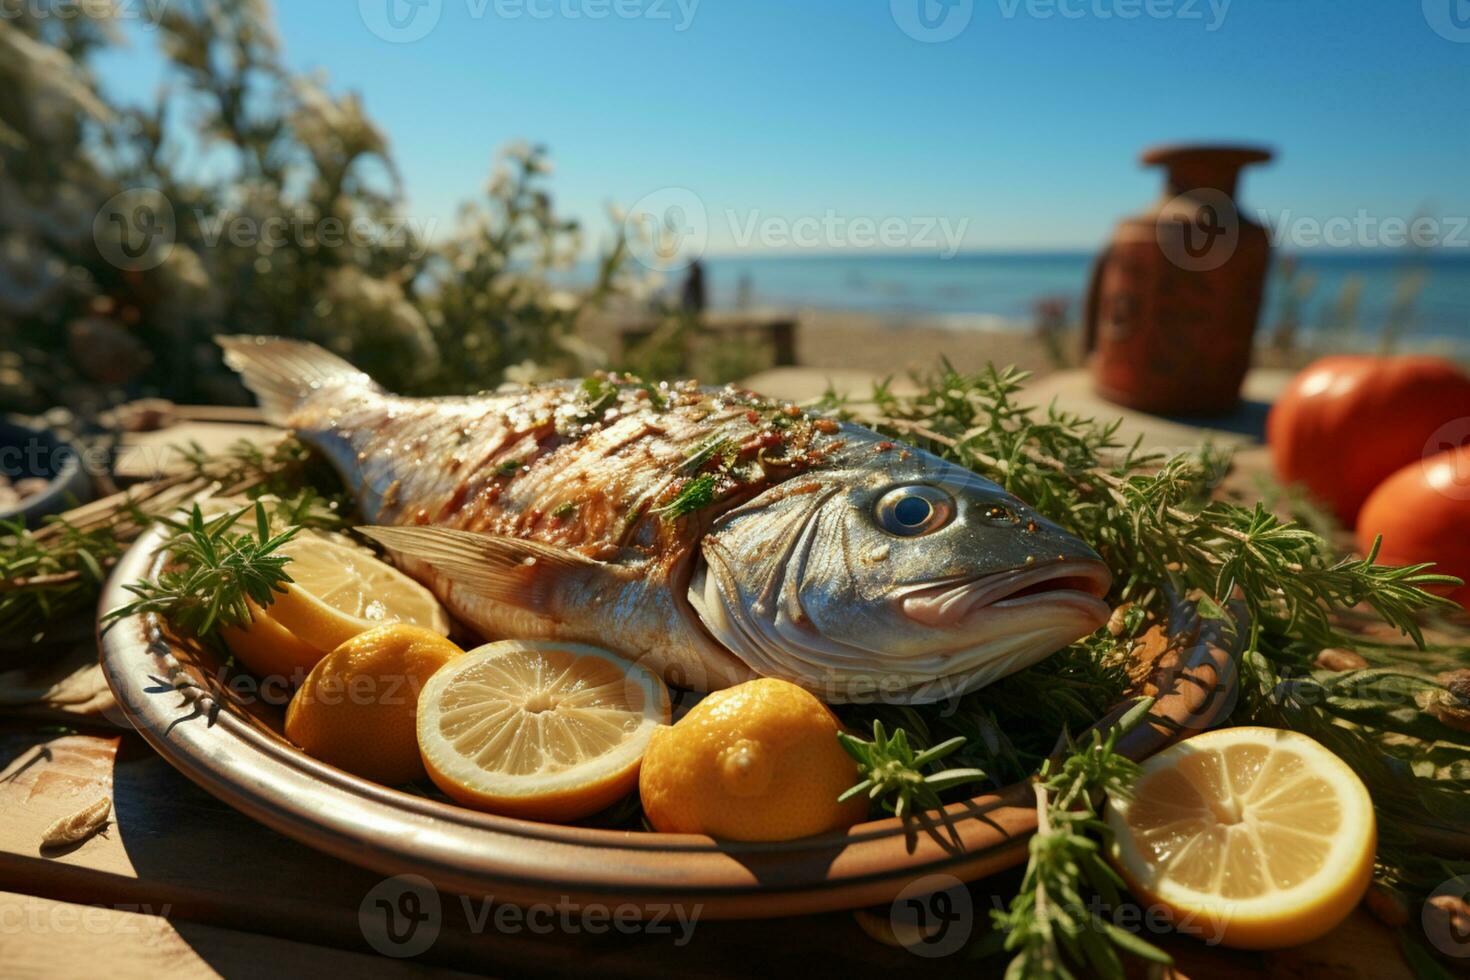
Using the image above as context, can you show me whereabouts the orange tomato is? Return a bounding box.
[1356,444,1470,610]
[1267,355,1470,524]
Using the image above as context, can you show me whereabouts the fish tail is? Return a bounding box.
[216,336,380,427]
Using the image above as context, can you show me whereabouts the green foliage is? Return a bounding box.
[411,142,635,394]
[0,0,651,415]
[178,438,351,512]
[0,435,345,647]
[834,631,1134,793]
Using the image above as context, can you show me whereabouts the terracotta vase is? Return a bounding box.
[1084,144,1274,415]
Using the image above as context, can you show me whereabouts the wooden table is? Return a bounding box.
[0,397,1434,978]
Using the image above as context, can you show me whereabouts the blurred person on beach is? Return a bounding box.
[682,260,707,315]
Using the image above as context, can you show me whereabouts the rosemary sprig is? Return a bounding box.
[992,698,1170,980]
[837,720,988,820]
[832,622,1135,795]
[102,501,300,638]
[1,514,123,643]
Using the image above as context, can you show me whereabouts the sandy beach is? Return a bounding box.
[584,307,1072,389]
[790,309,1066,377]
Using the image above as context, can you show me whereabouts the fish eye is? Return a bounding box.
[875,486,954,537]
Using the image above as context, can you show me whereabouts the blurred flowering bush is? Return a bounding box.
[0,0,636,415]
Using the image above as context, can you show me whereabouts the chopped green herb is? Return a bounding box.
[654,473,717,520]
[680,435,735,476]
[633,380,668,411]
[578,376,619,421]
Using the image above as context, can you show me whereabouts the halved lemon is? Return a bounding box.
[1106,726,1376,950]
[262,532,450,654]
[416,640,670,822]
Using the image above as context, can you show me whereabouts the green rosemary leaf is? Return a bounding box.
[836,731,872,766]
[923,768,989,791]
[910,735,968,769]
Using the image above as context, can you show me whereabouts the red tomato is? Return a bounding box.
[1356,444,1470,610]
[1267,355,1470,524]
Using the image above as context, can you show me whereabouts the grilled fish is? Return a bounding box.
[219,336,1111,704]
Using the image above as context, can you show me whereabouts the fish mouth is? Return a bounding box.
[901,559,1113,629]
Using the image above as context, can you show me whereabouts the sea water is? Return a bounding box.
[618,251,1470,348]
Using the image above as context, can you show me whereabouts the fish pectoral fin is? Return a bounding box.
[357,525,598,614]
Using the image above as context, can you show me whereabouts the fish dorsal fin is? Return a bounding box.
[358,525,598,614]
[217,335,379,426]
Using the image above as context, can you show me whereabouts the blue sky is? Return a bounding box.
[97,0,1470,254]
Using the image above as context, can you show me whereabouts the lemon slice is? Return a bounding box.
[416,640,670,822]
[263,532,450,654]
[1106,726,1375,950]
[219,599,326,681]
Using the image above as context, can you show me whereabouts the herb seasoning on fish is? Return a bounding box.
[219,336,1111,703]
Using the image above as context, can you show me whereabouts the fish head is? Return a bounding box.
[688,427,1111,704]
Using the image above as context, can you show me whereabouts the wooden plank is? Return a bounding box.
[173,405,266,425]
[114,422,280,480]
[0,890,474,979]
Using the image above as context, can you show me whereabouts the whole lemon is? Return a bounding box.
[639,678,868,841]
[284,623,462,785]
